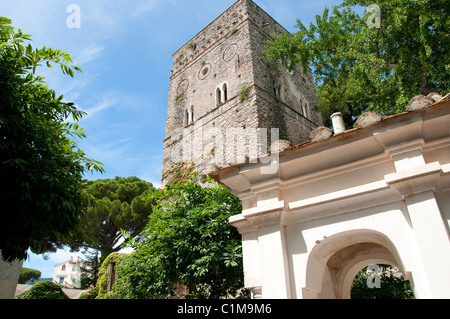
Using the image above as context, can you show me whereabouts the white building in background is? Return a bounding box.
[53,257,84,288]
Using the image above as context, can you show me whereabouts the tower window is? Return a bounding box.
[303,103,308,119]
[235,54,244,69]
[216,83,229,106]
[273,84,281,99]
[300,99,308,119]
[216,88,221,106]
[222,83,228,102]
[185,106,194,126]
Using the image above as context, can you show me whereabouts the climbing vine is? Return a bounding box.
[161,160,196,185]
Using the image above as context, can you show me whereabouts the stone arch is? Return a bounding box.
[302,229,411,299]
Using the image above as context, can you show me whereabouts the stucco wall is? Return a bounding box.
[218,101,450,299]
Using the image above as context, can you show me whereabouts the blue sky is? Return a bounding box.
[1,0,342,278]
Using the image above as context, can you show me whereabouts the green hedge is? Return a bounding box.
[79,286,99,299]
[95,252,135,299]
[15,281,69,299]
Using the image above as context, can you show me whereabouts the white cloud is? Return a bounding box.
[76,0,159,41]
[131,0,157,18]
[83,96,118,118]
[96,138,135,159]
[74,44,105,65]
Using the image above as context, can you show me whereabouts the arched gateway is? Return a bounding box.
[302,229,410,299]
[212,98,450,299]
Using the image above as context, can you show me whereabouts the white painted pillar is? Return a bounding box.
[386,162,450,298]
[229,214,263,299]
[241,232,262,294]
[404,191,450,298]
[257,223,291,299]
[0,252,23,299]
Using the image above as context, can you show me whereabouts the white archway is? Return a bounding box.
[302,229,411,299]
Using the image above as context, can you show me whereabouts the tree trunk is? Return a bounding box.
[419,69,439,95]
[0,251,23,299]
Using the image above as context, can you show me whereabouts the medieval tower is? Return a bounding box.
[162,0,323,185]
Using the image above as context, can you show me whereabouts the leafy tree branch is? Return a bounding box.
[263,0,449,127]
[0,17,103,262]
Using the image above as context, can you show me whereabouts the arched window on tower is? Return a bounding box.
[188,106,194,125]
[184,106,194,126]
[273,83,281,99]
[216,87,222,107]
[302,102,308,119]
[222,83,228,103]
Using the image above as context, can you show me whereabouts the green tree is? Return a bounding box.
[263,0,450,127]
[123,175,248,299]
[0,18,104,262]
[18,268,41,284]
[351,265,415,299]
[79,250,100,289]
[68,177,156,265]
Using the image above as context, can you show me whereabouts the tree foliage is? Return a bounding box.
[79,250,101,289]
[263,0,450,127]
[122,175,248,299]
[0,17,104,262]
[15,281,69,299]
[351,265,415,299]
[68,177,156,264]
[18,267,41,284]
[94,252,134,299]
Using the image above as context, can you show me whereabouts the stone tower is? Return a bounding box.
[162,0,323,185]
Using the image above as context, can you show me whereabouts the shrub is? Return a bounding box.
[123,175,248,299]
[79,286,99,299]
[95,252,135,299]
[229,27,239,36]
[15,281,69,299]
[239,86,249,101]
[93,176,249,299]
[95,252,120,298]
[99,254,136,299]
